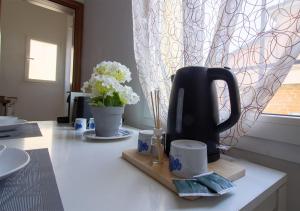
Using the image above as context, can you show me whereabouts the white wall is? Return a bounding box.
[0,0,68,120]
[82,0,145,127]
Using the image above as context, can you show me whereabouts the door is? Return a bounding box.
[0,0,72,120]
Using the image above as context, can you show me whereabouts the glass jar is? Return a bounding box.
[151,128,164,164]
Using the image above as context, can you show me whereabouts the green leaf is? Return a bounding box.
[104,92,124,106]
[90,96,104,107]
[90,92,125,107]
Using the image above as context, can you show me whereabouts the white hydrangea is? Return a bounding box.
[120,85,140,105]
[81,81,91,93]
[81,61,139,107]
[93,61,132,83]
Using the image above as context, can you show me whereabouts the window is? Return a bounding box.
[225,0,300,117]
[264,56,300,116]
[25,38,58,82]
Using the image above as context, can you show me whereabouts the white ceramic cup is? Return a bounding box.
[169,139,208,178]
[88,118,95,130]
[74,118,87,132]
[137,130,153,154]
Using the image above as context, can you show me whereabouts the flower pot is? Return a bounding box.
[91,106,124,137]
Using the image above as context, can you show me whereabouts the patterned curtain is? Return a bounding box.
[132,0,300,145]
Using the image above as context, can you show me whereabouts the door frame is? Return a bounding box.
[0,0,84,91]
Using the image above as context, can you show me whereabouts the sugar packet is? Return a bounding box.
[194,172,235,195]
[172,172,235,197]
[172,179,218,197]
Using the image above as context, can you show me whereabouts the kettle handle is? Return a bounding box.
[208,67,241,133]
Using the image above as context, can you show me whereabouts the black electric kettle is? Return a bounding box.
[166,66,241,162]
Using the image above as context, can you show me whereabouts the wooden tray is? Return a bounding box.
[122,149,245,198]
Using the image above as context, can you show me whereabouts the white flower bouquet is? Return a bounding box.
[81,61,140,107]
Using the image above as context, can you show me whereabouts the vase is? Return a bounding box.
[90,106,124,137]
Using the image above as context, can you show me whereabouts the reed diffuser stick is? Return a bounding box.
[150,89,163,164]
[151,89,160,128]
[150,92,157,127]
[157,91,160,128]
[155,90,158,127]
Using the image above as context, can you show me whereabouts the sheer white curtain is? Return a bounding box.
[132,0,300,145]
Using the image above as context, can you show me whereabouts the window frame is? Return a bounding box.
[236,113,300,164]
[247,113,300,145]
[24,36,60,84]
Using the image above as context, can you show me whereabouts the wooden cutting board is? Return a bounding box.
[122,149,245,199]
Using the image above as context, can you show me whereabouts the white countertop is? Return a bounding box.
[0,121,287,211]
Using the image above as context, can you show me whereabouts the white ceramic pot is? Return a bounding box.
[91,106,124,137]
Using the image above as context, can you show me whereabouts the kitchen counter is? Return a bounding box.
[0,121,287,211]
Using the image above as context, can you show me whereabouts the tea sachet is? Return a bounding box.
[173,172,235,197]
[173,179,218,197]
[194,172,235,195]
